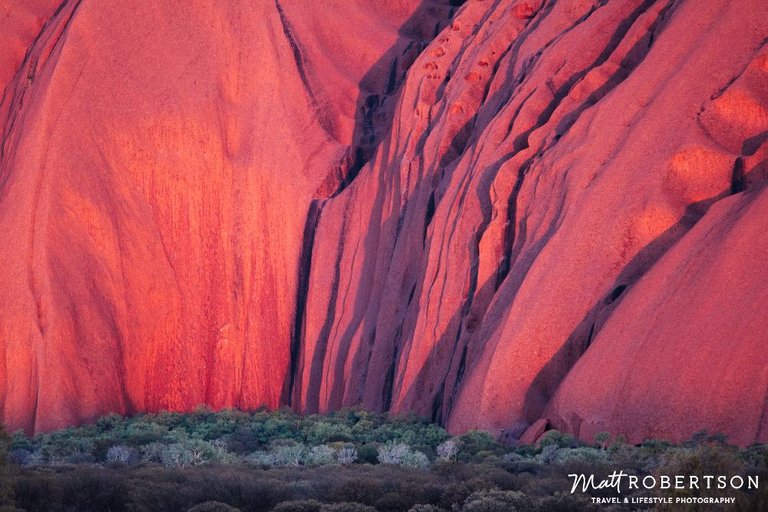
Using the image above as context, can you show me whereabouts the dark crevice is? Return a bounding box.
[423,190,436,242]
[496,153,536,289]
[326,147,369,199]
[710,74,740,102]
[1,0,83,171]
[407,283,418,305]
[512,0,659,156]
[649,0,682,43]
[296,2,464,415]
[439,313,471,420]
[303,215,348,413]
[496,0,601,116]
[385,59,399,95]
[274,0,322,116]
[394,202,409,242]
[731,157,746,194]
[327,7,459,199]
[439,116,476,169]
[480,38,516,106]
[360,327,377,402]
[382,325,403,410]
[496,0,670,292]
[552,0,675,141]
[606,284,627,305]
[735,132,768,191]
[585,322,596,348]
[443,345,468,420]
[431,382,445,422]
[284,200,323,406]
[504,88,537,144]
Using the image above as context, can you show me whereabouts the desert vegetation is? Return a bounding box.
[0,409,765,511]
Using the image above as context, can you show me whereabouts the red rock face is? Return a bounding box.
[1,0,767,445]
[0,0,458,432]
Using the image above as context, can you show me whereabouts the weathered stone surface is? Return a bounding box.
[1,0,767,445]
[0,0,457,432]
[519,418,548,446]
[296,0,768,445]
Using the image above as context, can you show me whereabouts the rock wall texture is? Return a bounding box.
[1,0,767,445]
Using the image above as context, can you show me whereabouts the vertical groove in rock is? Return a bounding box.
[285,199,323,407]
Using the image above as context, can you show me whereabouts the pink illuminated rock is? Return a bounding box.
[0,0,456,432]
[1,0,767,445]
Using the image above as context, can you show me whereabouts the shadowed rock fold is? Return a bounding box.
[1,0,767,445]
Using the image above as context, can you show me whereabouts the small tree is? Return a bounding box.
[377,443,429,468]
[336,445,358,465]
[306,445,335,465]
[272,444,307,466]
[436,439,459,462]
[106,445,136,464]
[160,443,196,468]
[245,450,276,466]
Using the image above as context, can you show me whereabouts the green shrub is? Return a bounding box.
[8,432,32,453]
[302,421,354,445]
[4,410,767,512]
[537,446,608,465]
[654,442,750,510]
[537,430,580,450]
[96,412,125,432]
[740,444,768,468]
[455,431,504,462]
[356,443,380,464]
[0,425,11,505]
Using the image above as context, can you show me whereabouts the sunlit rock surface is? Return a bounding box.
[1,0,766,444]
